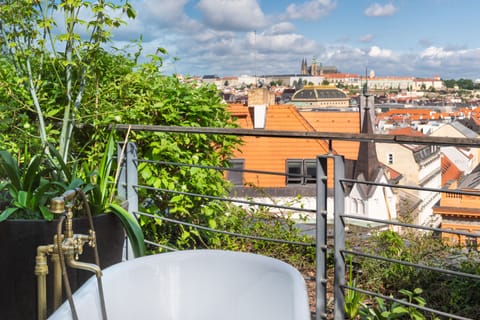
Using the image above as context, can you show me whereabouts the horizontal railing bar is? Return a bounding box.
[344,249,480,281]
[342,214,480,238]
[116,124,480,147]
[343,285,472,320]
[135,157,480,197]
[144,240,178,252]
[134,184,317,213]
[342,178,480,197]
[135,211,316,247]
[136,159,304,178]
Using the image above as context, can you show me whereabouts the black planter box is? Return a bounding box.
[0,213,125,320]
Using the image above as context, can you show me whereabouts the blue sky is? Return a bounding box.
[115,0,480,79]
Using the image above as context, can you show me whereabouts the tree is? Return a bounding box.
[98,54,241,249]
[0,0,136,161]
[0,1,242,250]
[443,79,456,89]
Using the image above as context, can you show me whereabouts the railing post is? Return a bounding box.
[316,155,328,320]
[117,142,139,215]
[117,142,140,259]
[333,155,346,320]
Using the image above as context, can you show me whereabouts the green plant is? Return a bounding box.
[0,0,136,161]
[211,201,315,269]
[80,130,145,257]
[0,150,68,221]
[345,256,366,319]
[0,140,146,257]
[358,230,417,293]
[359,288,431,320]
[0,1,145,257]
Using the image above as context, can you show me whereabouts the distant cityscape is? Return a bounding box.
[180,58,480,109]
[220,59,480,244]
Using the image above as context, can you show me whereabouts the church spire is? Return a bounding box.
[354,84,381,185]
[301,58,307,75]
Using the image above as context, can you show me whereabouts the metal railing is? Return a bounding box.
[115,124,480,320]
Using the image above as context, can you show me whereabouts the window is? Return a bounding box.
[286,159,316,185]
[304,160,317,183]
[227,159,244,186]
[286,160,303,184]
[387,153,394,164]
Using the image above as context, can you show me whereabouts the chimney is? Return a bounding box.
[253,105,267,129]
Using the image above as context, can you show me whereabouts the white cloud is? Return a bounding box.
[141,0,188,23]
[113,0,480,78]
[416,47,480,76]
[197,0,267,30]
[364,3,398,17]
[420,46,454,59]
[368,46,393,58]
[266,22,296,35]
[285,0,336,21]
[322,45,365,62]
[246,31,317,53]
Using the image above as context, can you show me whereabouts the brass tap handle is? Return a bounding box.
[50,197,65,215]
[49,188,80,215]
[89,229,97,248]
[64,204,74,239]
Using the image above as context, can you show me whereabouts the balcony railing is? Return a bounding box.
[115,124,480,320]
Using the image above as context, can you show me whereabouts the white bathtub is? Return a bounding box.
[49,250,311,320]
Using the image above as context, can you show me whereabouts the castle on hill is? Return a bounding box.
[300,57,337,76]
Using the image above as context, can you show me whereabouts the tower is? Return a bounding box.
[301,58,308,75]
[311,56,318,76]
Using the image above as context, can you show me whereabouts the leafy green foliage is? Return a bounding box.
[108,203,145,257]
[358,230,418,293]
[354,230,480,319]
[345,256,366,319]
[0,149,69,221]
[410,256,480,318]
[220,203,315,269]
[359,288,434,320]
[0,0,136,160]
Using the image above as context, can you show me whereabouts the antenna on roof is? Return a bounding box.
[254,30,257,86]
[363,67,370,98]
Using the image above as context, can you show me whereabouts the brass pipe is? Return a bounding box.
[35,245,53,320]
[51,253,62,310]
[66,254,102,277]
[56,214,79,320]
[36,188,108,320]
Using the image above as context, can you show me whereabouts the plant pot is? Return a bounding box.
[0,213,125,320]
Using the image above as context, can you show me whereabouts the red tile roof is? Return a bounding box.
[441,154,463,187]
[301,111,360,160]
[228,104,331,187]
[388,127,425,136]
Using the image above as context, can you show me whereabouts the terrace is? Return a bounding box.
[76,124,480,319]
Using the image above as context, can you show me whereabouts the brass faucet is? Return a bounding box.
[35,189,107,320]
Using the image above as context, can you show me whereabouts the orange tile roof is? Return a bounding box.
[377,108,467,122]
[384,165,402,182]
[228,104,331,187]
[301,111,360,160]
[388,127,425,136]
[441,154,463,187]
